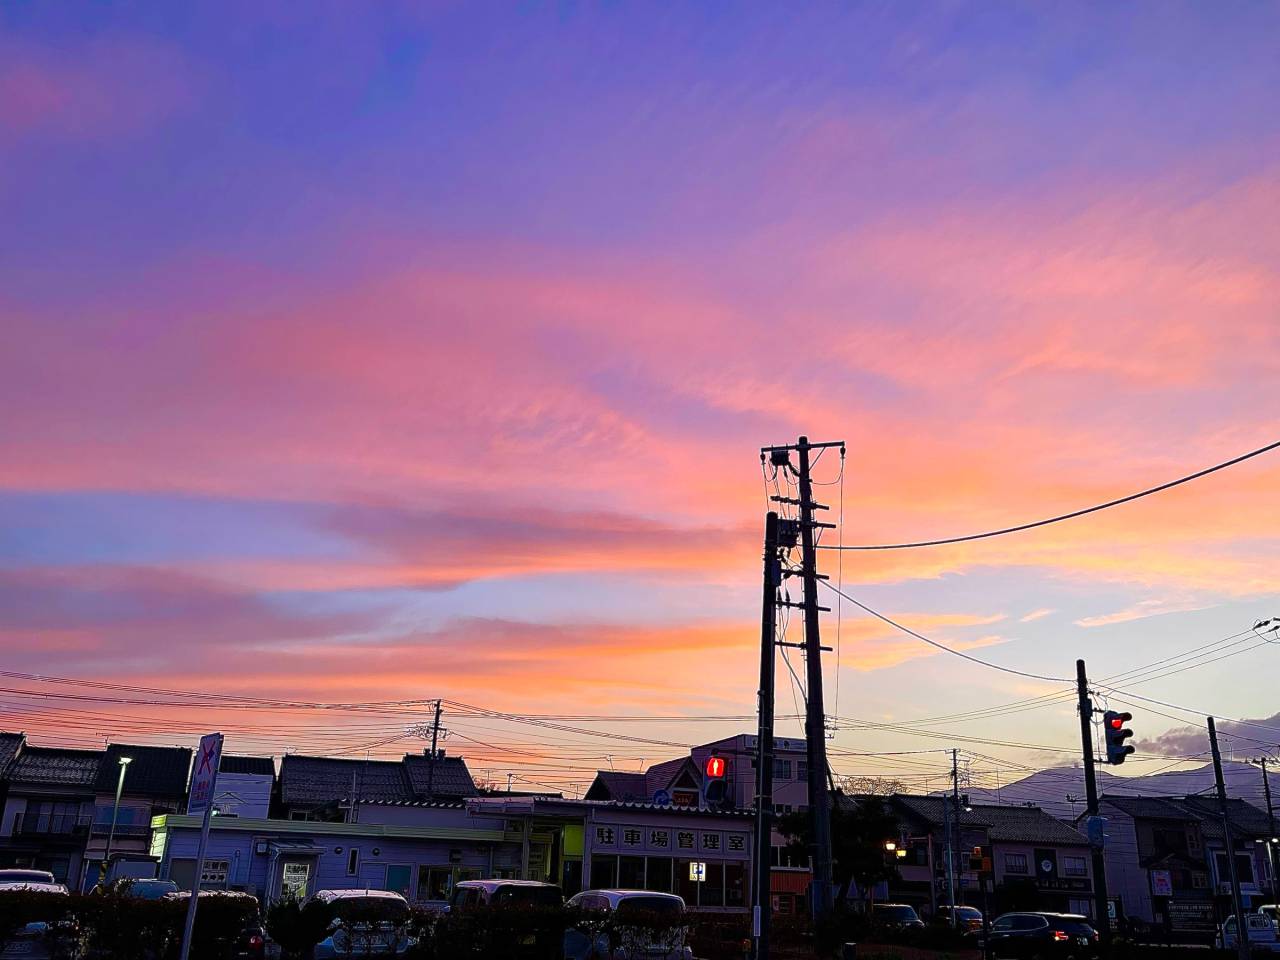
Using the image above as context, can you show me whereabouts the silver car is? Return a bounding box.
[310,889,415,958]
[565,889,692,960]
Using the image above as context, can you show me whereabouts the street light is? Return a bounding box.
[103,756,132,882]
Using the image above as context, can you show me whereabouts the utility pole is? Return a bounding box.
[754,511,780,960]
[1210,717,1249,960]
[1255,758,1278,901]
[795,436,838,921]
[1076,660,1111,946]
[942,780,956,925]
[950,749,962,923]
[426,700,443,799]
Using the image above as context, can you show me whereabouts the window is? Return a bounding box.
[590,856,617,889]
[1063,856,1088,877]
[724,862,746,907]
[280,862,310,900]
[702,862,725,907]
[773,759,792,780]
[618,856,645,889]
[797,761,808,780]
[347,848,360,875]
[200,859,229,887]
[1005,854,1028,874]
[644,857,673,893]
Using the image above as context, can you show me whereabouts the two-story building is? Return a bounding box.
[274,750,478,822]
[1097,795,1274,939]
[0,739,101,885]
[872,795,1095,920]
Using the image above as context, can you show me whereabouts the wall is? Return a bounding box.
[213,773,273,819]
[1101,813,1153,923]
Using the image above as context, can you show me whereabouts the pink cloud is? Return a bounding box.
[0,35,193,142]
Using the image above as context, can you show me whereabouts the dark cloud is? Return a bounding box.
[1137,714,1280,757]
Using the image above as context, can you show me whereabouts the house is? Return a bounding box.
[870,795,1095,920]
[82,743,193,889]
[213,756,276,818]
[275,750,477,821]
[1096,794,1274,938]
[0,739,101,885]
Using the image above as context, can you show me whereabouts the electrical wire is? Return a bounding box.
[820,437,1280,550]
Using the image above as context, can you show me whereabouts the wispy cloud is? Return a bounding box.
[1074,597,1214,628]
[1019,608,1056,623]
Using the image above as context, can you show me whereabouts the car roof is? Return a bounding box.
[574,890,685,905]
[875,903,917,908]
[0,882,68,895]
[0,869,55,879]
[313,889,409,903]
[165,890,258,900]
[455,879,560,890]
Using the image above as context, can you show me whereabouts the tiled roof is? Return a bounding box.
[585,771,648,802]
[402,754,478,798]
[10,746,103,787]
[878,795,1088,846]
[279,755,413,806]
[96,744,192,796]
[219,756,276,777]
[1102,795,1274,839]
[1101,796,1193,821]
[0,733,24,777]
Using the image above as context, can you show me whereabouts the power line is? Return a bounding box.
[821,438,1280,551]
[818,579,1073,683]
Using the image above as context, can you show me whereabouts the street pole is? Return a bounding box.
[1256,758,1278,902]
[426,700,443,799]
[1210,717,1249,960]
[951,749,961,923]
[754,511,780,960]
[942,779,956,926]
[796,436,837,923]
[179,733,223,960]
[102,756,132,883]
[1075,660,1111,948]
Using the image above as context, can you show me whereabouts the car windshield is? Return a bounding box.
[949,907,981,920]
[493,886,562,907]
[615,897,682,919]
[330,896,410,923]
[876,906,919,921]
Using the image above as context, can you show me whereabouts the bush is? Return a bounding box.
[266,896,335,960]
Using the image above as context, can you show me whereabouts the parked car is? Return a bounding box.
[0,881,74,960]
[92,878,180,899]
[564,890,692,960]
[1216,913,1280,952]
[450,879,565,909]
[934,904,984,934]
[987,912,1098,959]
[0,870,56,886]
[871,903,925,934]
[164,890,266,959]
[309,889,414,958]
[1259,905,1280,925]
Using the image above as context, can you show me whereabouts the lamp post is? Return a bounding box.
[102,756,132,881]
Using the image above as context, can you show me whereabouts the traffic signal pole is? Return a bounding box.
[1076,660,1111,948]
[754,511,779,960]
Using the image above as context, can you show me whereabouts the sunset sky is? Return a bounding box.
[2,2,1278,795]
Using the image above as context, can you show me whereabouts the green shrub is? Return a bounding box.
[266,896,335,960]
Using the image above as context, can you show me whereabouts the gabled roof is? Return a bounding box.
[1101,795,1273,839]
[646,757,701,796]
[279,755,412,806]
[97,744,193,796]
[219,756,276,777]
[401,753,478,798]
[585,771,648,803]
[1100,796,1194,821]
[0,733,24,777]
[877,794,1088,846]
[10,746,103,787]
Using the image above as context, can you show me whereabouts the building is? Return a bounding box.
[584,734,808,912]
[275,750,477,822]
[213,756,276,819]
[150,793,753,911]
[0,741,102,885]
[868,795,1095,919]
[1095,795,1275,939]
[80,743,192,888]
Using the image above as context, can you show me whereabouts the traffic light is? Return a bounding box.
[1103,710,1135,765]
[703,755,729,807]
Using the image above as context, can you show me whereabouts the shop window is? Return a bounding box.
[702,862,725,907]
[724,862,746,907]
[645,857,673,893]
[619,856,645,889]
[591,856,617,889]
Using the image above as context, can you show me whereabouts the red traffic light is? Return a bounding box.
[705,756,726,778]
[1108,712,1132,730]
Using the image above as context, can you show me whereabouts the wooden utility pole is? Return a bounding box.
[754,511,780,960]
[1076,660,1111,946]
[1210,717,1249,960]
[1255,758,1278,902]
[950,749,961,923]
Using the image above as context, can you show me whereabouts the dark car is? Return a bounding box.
[935,904,984,935]
[872,903,926,935]
[987,912,1098,959]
